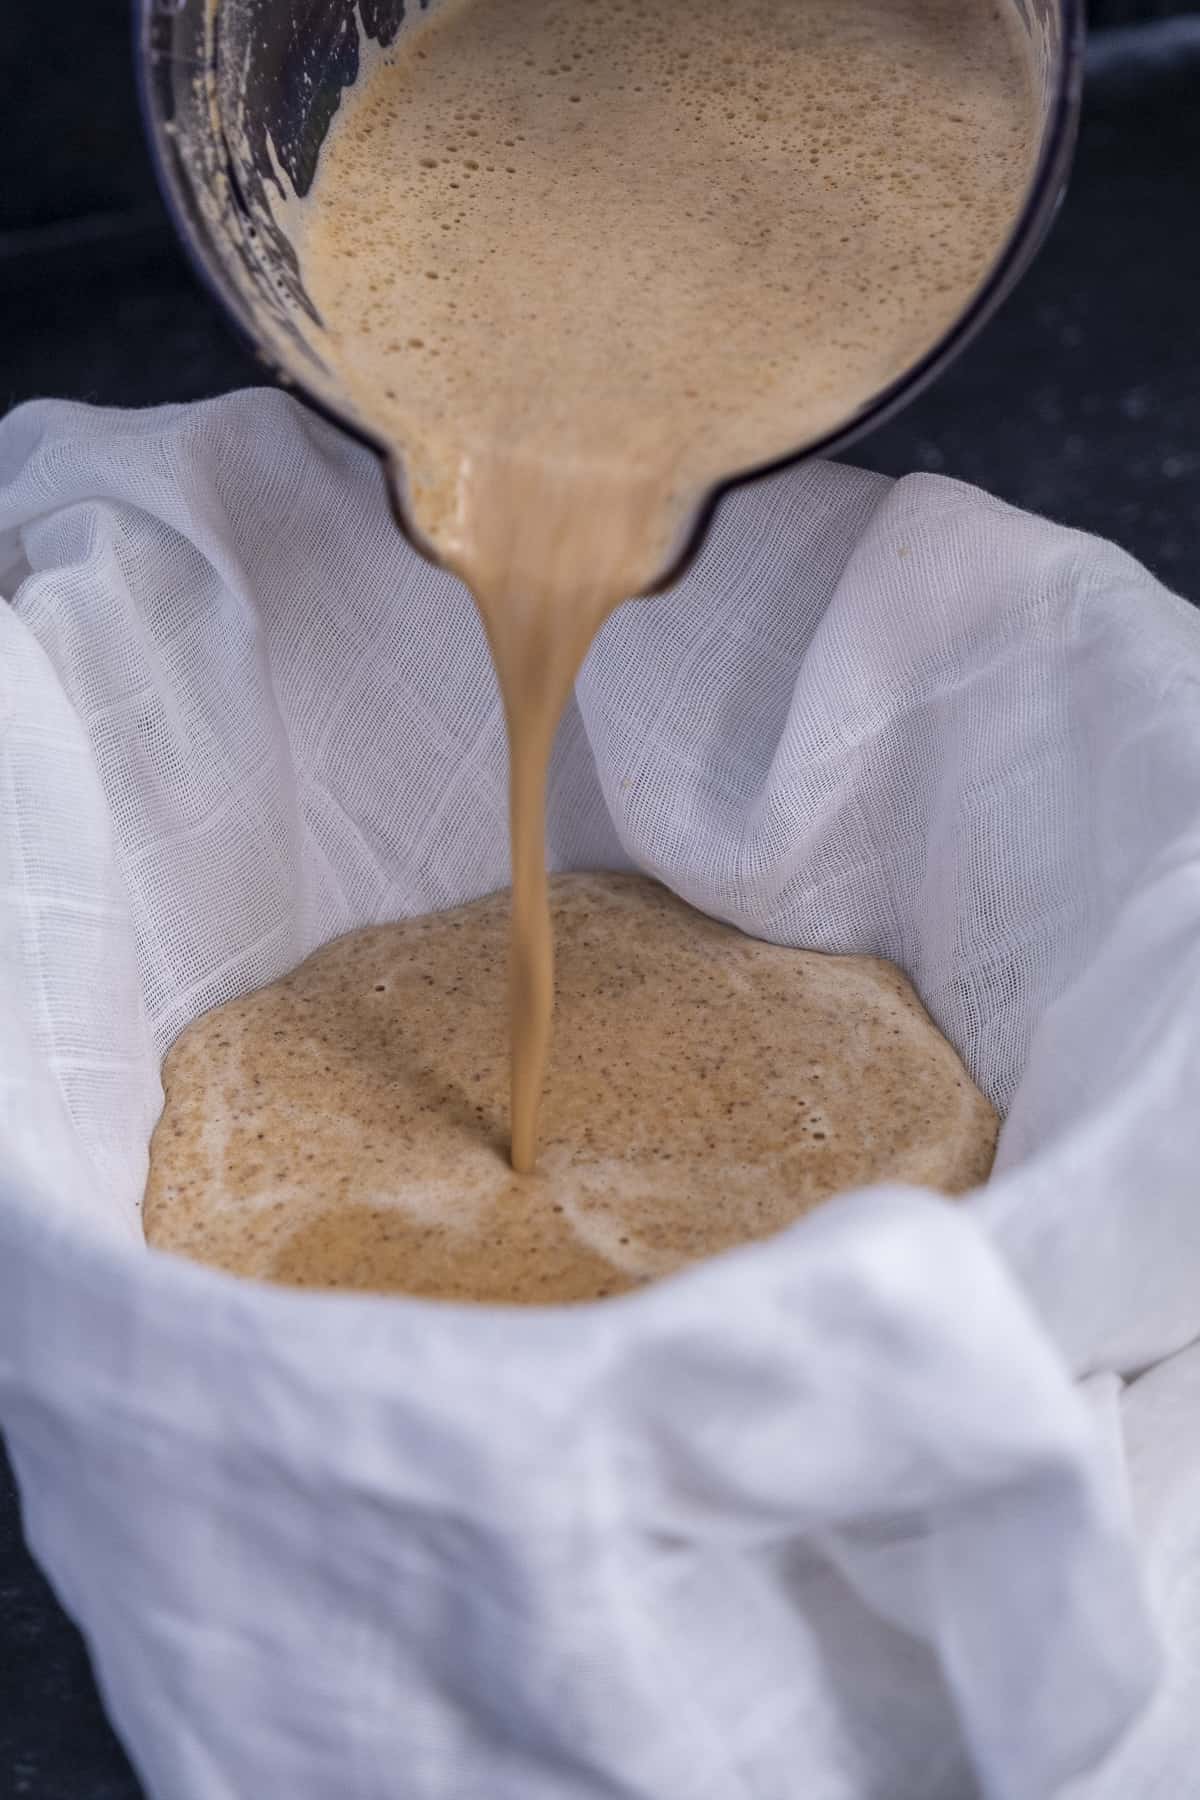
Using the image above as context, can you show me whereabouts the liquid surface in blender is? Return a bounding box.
[296,0,1036,1173]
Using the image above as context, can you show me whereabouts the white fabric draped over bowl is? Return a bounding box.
[2,392,1198,1800]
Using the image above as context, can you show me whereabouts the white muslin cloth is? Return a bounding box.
[1,391,1199,1800]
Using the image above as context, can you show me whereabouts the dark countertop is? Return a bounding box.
[1,9,1198,1799]
[856,19,1200,596]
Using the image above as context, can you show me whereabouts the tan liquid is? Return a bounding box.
[145,876,998,1300]
[292,0,1038,1171]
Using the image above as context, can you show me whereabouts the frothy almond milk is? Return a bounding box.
[294,0,1038,1169]
[144,877,999,1300]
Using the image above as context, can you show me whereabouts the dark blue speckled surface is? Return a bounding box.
[1,7,1198,1798]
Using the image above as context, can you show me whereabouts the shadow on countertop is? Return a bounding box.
[0,9,1198,1800]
